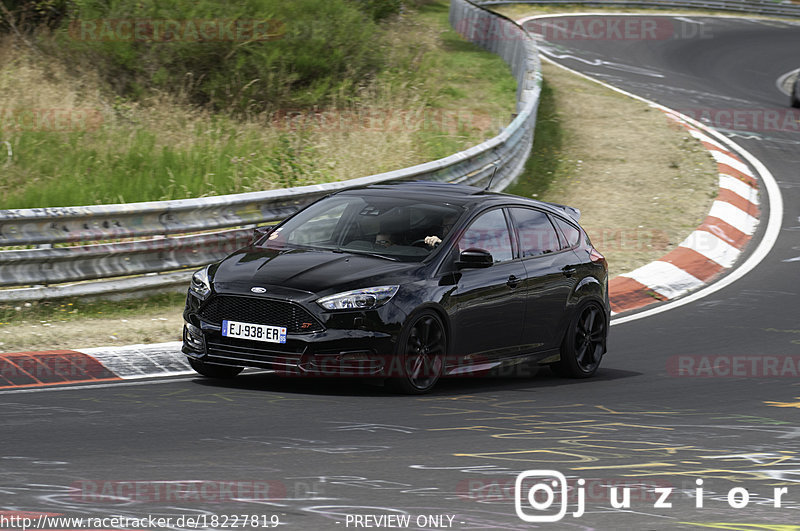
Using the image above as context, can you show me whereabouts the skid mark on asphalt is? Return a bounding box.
[412,398,800,483]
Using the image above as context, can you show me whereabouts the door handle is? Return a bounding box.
[507,274,520,288]
[562,266,577,277]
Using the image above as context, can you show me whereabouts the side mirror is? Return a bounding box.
[251,225,275,244]
[456,248,494,269]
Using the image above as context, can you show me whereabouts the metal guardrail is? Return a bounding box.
[5,0,795,301]
[0,0,542,301]
[479,0,800,18]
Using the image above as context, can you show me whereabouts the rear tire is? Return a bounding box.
[386,310,446,394]
[552,301,606,378]
[792,79,800,108]
[188,357,244,379]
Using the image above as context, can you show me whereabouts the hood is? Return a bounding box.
[211,246,419,298]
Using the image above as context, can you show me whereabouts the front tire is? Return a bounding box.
[188,357,244,379]
[552,301,606,378]
[387,310,446,394]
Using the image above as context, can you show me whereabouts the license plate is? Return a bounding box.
[222,320,287,344]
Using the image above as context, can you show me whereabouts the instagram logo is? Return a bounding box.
[514,470,569,522]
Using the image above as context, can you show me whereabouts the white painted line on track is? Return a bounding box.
[621,261,704,299]
[719,174,760,203]
[708,201,759,235]
[0,375,198,394]
[679,231,740,268]
[515,13,783,327]
[0,368,275,394]
[688,129,730,152]
[77,341,190,378]
[776,67,800,96]
[709,150,753,176]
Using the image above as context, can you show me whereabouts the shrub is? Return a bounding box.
[348,0,403,21]
[3,0,72,32]
[54,0,382,111]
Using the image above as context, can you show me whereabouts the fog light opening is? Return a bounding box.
[339,351,372,362]
[184,323,205,351]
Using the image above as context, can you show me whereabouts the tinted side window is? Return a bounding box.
[509,208,560,257]
[458,209,513,263]
[553,216,580,249]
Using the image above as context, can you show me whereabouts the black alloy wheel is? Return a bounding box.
[388,311,446,394]
[553,301,606,378]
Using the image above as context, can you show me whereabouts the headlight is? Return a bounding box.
[190,266,212,298]
[316,285,399,311]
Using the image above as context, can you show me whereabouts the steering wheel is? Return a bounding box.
[410,238,431,248]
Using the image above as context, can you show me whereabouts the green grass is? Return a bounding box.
[54,0,386,112]
[0,292,186,324]
[1,125,328,208]
[384,1,518,161]
[505,77,571,199]
[412,1,518,113]
[0,0,517,208]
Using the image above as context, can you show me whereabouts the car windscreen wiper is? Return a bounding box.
[338,248,400,261]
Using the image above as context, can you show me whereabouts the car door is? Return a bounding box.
[509,207,582,354]
[447,208,528,362]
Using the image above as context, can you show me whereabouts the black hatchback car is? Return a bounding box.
[182,181,609,393]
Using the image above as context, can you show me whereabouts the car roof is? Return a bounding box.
[338,180,581,222]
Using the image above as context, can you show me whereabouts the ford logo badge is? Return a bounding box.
[250,287,267,294]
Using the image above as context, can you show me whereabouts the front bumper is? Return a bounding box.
[183,323,397,377]
[182,292,405,377]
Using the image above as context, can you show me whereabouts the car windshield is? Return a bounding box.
[258,193,465,262]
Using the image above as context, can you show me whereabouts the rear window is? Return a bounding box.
[509,208,560,257]
[552,216,581,249]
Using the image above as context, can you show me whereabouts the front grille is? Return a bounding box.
[206,338,305,369]
[199,295,324,334]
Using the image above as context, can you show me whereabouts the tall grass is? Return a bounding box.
[0,0,517,208]
[54,0,384,112]
[2,126,330,208]
[505,78,566,199]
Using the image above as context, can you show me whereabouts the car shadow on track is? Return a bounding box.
[187,366,641,397]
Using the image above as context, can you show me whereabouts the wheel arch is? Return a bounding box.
[559,277,609,351]
[401,302,452,355]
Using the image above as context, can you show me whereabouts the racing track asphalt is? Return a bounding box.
[1,15,799,530]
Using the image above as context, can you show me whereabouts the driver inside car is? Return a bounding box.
[374,211,459,249]
[422,213,459,248]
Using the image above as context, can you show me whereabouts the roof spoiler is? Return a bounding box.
[544,201,581,222]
